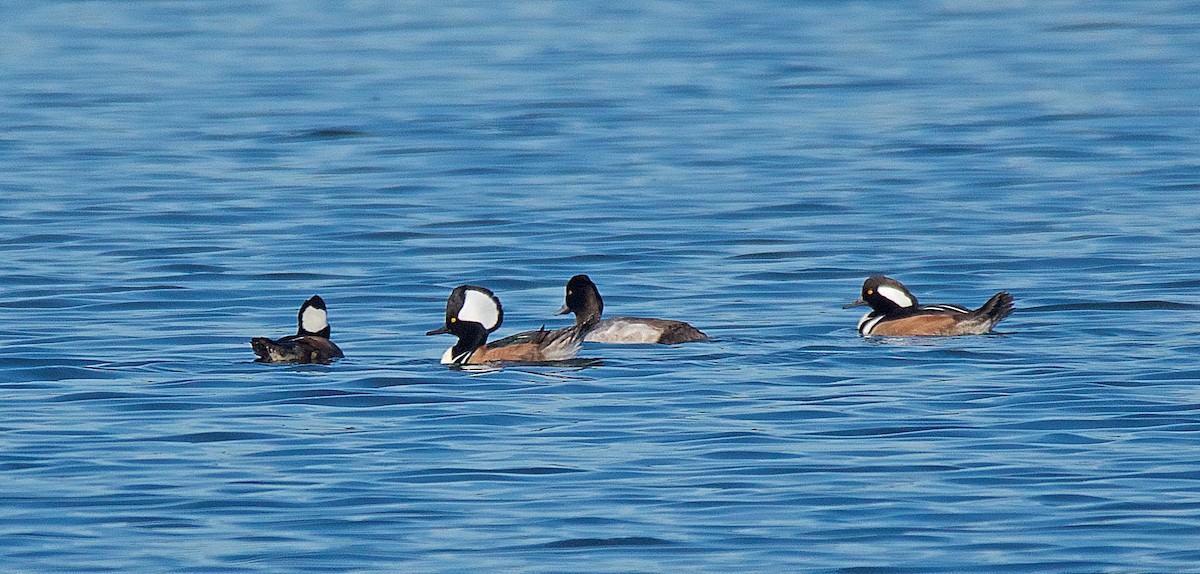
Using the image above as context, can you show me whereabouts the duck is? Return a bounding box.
[553,274,707,344]
[426,285,588,365]
[845,275,1013,337]
[251,295,344,363]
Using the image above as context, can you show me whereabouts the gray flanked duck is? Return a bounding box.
[553,274,708,344]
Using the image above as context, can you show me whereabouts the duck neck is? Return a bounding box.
[450,322,489,363]
[574,297,603,328]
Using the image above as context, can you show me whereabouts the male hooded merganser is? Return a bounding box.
[844,275,1013,337]
[251,295,344,363]
[426,285,588,365]
[552,274,708,344]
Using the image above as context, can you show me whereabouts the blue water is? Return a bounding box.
[4,1,1200,572]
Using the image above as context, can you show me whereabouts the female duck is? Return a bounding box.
[845,275,1013,337]
[427,285,588,365]
[554,274,708,344]
[251,295,344,363]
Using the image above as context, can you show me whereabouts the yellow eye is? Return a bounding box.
[567,290,573,296]
[450,317,457,323]
[867,290,874,295]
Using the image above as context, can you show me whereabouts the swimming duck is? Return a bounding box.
[553,274,707,344]
[844,275,1013,336]
[251,295,344,363]
[426,285,588,365]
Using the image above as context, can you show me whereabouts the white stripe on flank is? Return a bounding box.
[924,304,969,314]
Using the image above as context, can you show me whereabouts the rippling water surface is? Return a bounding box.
[4,1,1200,572]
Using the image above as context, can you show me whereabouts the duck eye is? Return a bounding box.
[867,290,874,295]
[567,290,573,296]
[450,317,457,323]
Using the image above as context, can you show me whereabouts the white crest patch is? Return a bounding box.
[876,285,915,308]
[459,289,501,329]
[301,306,329,333]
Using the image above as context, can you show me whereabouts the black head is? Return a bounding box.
[554,274,603,325]
[426,285,504,336]
[297,295,332,338]
[426,285,503,364]
[843,275,918,313]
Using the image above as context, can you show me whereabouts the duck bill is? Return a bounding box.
[426,325,450,336]
[843,298,868,309]
[553,303,570,316]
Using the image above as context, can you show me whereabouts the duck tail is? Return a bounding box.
[250,337,282,361]
[967,291,1014,332]
[657,323,709,344]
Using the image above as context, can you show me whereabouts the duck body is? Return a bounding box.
[251,334,344,364]
[585,316,708,344]
[464,324,585,364]
[846,275,1013,337]
[428,285,586,365]
[556,274,707,344]
[252,295,344,363]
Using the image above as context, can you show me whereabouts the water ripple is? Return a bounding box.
[3,0,1200,572]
